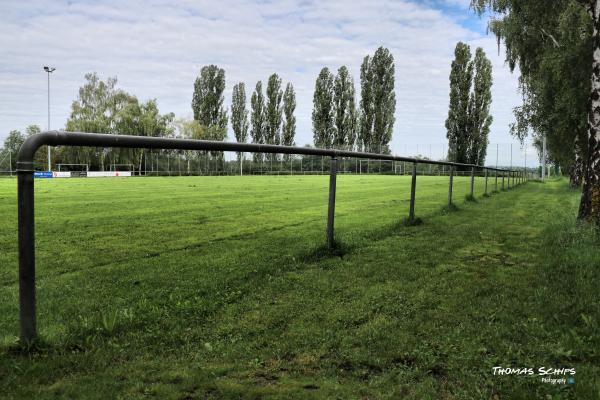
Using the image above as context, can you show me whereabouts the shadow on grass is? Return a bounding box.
[298,218,421,263]
[298,241,349,263]
[464,194,478,203]
[3,336,58,357]
[402,216,423,227]
[441,203,459,215]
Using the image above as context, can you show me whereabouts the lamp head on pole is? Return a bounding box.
[43,66,56,73]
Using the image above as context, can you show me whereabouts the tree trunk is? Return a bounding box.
[138,152,143,176]
[579,0,600,222]
[570,135,583,188]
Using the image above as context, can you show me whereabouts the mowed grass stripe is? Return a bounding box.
[0,175,484,285]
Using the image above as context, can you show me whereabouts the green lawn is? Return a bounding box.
[0,175,598,399]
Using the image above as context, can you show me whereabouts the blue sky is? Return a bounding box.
[0,0,536,166]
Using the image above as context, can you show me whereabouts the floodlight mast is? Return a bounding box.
[43,66,56,171]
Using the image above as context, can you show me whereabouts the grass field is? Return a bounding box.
[0,175,598,399]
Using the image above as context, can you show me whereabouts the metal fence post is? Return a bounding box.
[502,172,505,190]
[448,166,454,206]
[470,167,475,198]
[409,162,417,223]
[484,168,488,195]
[17,166,36,343]
[327,157,337,250]
[495,170,498,192]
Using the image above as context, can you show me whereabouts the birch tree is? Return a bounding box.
[473,0,600,222]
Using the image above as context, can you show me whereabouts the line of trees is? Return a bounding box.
[1,126,43,171]
[472,0,600,223]
[4,45,504,179]
[312,47,396,154]
[445,42,493,167]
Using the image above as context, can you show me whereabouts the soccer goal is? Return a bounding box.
[57,163,89,172]
[109,163,135,172]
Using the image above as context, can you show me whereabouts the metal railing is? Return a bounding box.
[15,131,529,343]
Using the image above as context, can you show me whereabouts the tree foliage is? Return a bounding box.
[265,74,283,161]
[231,82,249,161]
[359,47,396,153]
[282,83,296,149]
[250,81,266,162]
[468,48,493,166]
[471,0,598,221]
[333,66,358,150]
[2,130,25,170]
[446,42,474,165]
[312,67,335,148]
[191,65,228,142]
[64,73,174,171]
[445,42,493,166]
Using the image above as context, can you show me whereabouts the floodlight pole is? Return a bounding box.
[44,66,56,171]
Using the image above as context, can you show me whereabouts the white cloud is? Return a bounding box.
[0,0,532,166]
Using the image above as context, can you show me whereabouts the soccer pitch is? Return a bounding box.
[1,176,598,398]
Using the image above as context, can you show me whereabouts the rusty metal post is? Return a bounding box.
[484,168,488,195]
[448,166,454,206]
[470,167,475,197]
[409,162,417,223]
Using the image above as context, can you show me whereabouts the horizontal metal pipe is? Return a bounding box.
[17,131,515,173]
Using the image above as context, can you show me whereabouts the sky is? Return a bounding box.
[0,0,538,167]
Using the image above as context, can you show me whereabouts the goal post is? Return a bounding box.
[109,163,135,172]
[56,163,89,172]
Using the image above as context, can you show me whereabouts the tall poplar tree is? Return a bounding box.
[231,82,249,163]
[312,67,335,148]
[371,47,396,154]
[359,56,374,152]
[445,42,473,165]
[282,82,296,156]
[333,66,358,150]
[468,47,493,166]
[359,47,396,153]
[250,81,266,162]
[265,73,283,162]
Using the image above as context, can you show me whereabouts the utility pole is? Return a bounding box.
[44,66,56,171]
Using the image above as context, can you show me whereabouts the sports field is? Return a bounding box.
[0,175,598,398]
